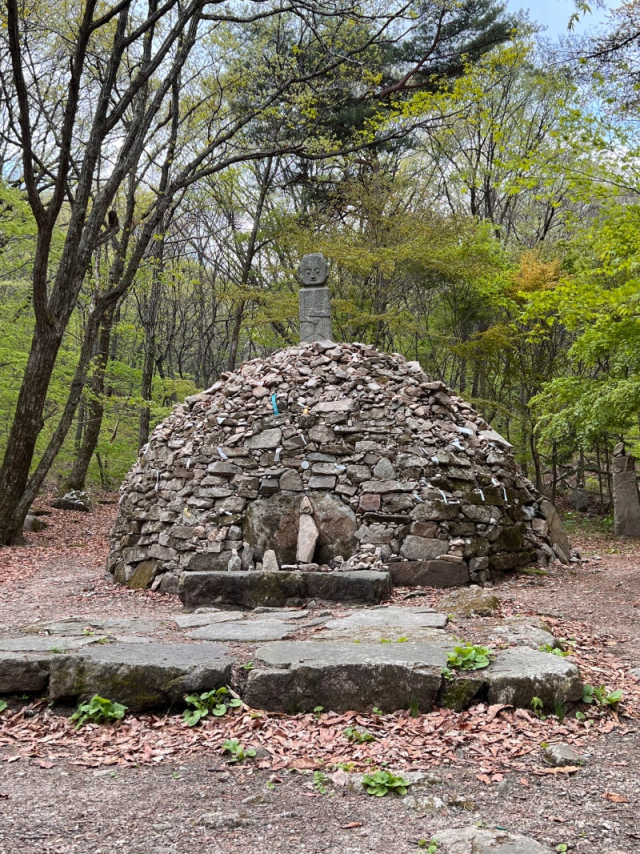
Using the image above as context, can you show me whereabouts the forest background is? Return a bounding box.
[1,0,639,544]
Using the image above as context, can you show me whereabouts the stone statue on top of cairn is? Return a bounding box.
[298,253,332,343]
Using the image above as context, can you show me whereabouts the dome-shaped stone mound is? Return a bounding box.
[108,341,569,597]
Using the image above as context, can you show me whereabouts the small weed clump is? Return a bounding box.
[362,770,410,797]
[442,643,493,678]
[183,687,242,726]
[222,738,256,763]
[71,695,127,728]
[313,770,329,793]
[0,700,7,714]
[343,726,375,744]
[582,684,623,709]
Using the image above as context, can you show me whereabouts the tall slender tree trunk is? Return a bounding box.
[0,324,62,543]
[66,305,116,490]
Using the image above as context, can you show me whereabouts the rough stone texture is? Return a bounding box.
[539,500,572,563]
[316,606,448,641]
[179,570,391,609]
[244,641,448,713]
[439,586,500,617]
[487,617,556,649]
[0,651,52,693]
[612,452,640,538]
[542,742,587,767]
[187,620,295,642]
[435,826,553,854]
[484,647,583,708]
[50,490,92,512]
[389,559,469,588]
[47,642,235,710]
[108,341,566,594]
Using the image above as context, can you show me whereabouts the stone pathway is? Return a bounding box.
[0,604,583,714]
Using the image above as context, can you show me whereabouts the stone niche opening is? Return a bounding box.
[107,341,570,601]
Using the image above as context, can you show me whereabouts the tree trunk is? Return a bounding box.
[0,323,62,543]
[66,306,116,490]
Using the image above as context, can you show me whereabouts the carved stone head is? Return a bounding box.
[298,253,329,287]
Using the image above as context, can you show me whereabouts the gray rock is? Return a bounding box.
[485,647,583,708]
[439,586,500,617]
[48,642,235,710]
[542,742,587,767]
[262,549,279,572]
[297,513,319,563]
[539,500,571,563]
[611,454,640,538]
[435,826,553,853]
[23,514,47,532]
[187,620,294,642]
[243,494,300,563]
[570,488,589,512]
[0,637,96,652]
[243,640,448,713]
[246,428,282,449]
[0,651,52,693]
[50,490,92,512]
[400,535,447,561]
[317,607,447,642]
[389,559,469,588]
[487,617,555,649]
[310,493,358,563]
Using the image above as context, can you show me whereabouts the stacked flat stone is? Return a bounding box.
[108,341,563,594]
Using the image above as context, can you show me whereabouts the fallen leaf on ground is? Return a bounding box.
[602,791,629,803]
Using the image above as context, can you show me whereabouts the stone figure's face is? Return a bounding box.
[298,253,328,286]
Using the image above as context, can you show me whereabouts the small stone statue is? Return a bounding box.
[298,253,332,342]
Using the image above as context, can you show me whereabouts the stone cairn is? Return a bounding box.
[109,343,567,598]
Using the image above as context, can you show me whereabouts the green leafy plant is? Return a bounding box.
[445,643,493,672]
[418,838,439,853]
[183,687,242,726]
[396,636,409,643]
[582,684,623,709]
[379,638,391,644]
[0,700,7,714]
[409,695,420,718]
[372,706,383,715]
[530,697,546,720]
[556,845,568,853]
[49,646,63,654]
[71,695,127,728]
[240,661,254,671]
[313,770,329,794]
[313,705,324,719]
[362,770,410,797]
[222,738,256,763]
[344,726,375,744]
[539,642,571,657]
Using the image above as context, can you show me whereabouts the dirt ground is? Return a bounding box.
[1,500,640,853]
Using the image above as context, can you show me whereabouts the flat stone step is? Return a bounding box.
[0,643,235,711]
[243,641,583,714]
[179,570,392,609]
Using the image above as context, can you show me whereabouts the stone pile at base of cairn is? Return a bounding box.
[108,341,569,602]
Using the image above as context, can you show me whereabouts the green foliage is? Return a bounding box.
[361,770,410,797]
[539,643,571,657]
[313,770,329,794]
[183,687,242,726]
[222,739,256,764]
[582,685,623,709]
[71,695,127,728]
[418,839,439,853]
[343,726,375,744]
[0,700,7,714]
[531,696,545,720]
[445,643,493,672]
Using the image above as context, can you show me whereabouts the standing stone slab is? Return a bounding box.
[389,559,469,588]
[298,253,332,343]
[244,641,448,713]
[48,643,235,710]
[179,570,391,609]
[612,452,640,537]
